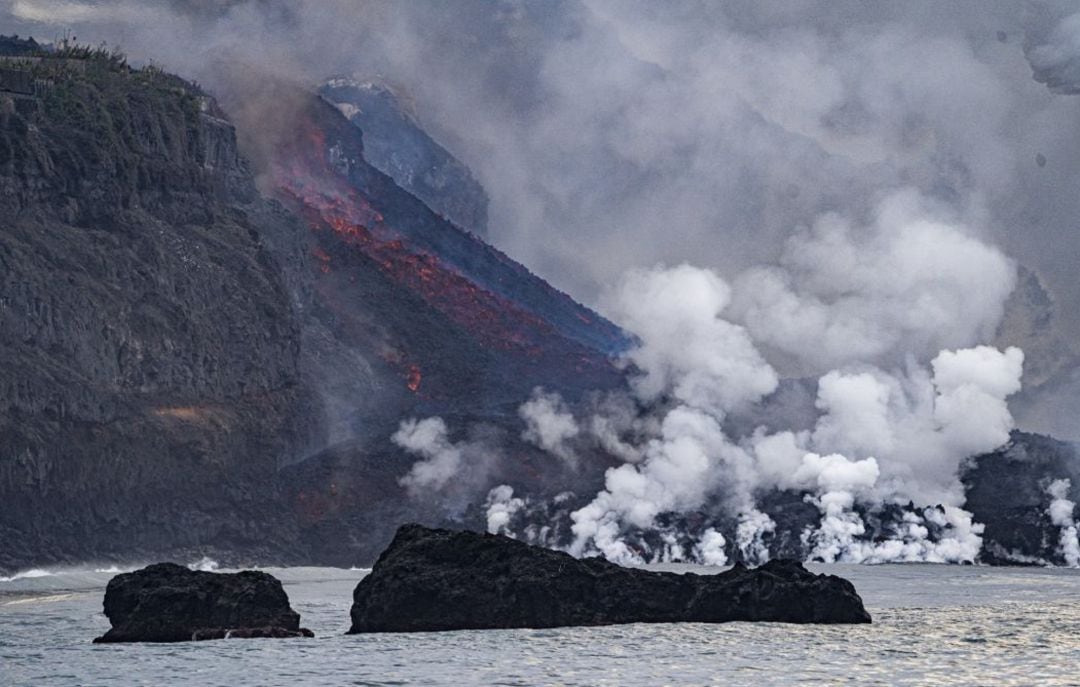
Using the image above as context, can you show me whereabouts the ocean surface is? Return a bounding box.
[2,562,1078,686]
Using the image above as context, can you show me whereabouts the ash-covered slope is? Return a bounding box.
[320,78,490,238]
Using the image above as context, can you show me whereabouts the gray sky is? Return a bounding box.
[5,0,1079,341]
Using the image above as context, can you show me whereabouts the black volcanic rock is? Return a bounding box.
[964,431,1080,565]
[348,524,871,632]
[94,563,313,643]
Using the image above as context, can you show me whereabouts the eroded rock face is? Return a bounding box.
[94,563,313,643]
[0,48,315,574]
[348,524,871,633]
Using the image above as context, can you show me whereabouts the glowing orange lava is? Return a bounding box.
[272,117,557,358]
[267,107,617,397]
[406,364,422,392]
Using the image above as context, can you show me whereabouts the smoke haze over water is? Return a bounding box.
[7,0,1080,559]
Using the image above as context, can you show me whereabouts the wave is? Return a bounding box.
[0,569,54,583]
[0,562,371,596]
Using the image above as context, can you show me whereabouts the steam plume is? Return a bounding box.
[1046,478,1080,567]
[393,417,463,495]
[519,388,580,467]
[484,485,525,536]
[561,260,1023,564]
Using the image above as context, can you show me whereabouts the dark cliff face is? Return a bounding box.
[0,53,317,572]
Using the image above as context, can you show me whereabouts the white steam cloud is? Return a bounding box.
[394,417,499,507]
[604,264,779,415]
[560,256,1023,565]
[519,388,580,467]
[484,485,525,536]
[731,191,1016,375]
[1046,478,1080,567]
[393,417,462,495]
[1028,9,1080,95]
[693,528,728,567]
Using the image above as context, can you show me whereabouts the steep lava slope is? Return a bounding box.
[270,93,626,419]
[319,77,490,237]
[264,94,628,564]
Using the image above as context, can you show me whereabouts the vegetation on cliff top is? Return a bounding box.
[1,35,239,221]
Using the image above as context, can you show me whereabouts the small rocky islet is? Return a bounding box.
[93,563,313,643]
[94,524,870,642]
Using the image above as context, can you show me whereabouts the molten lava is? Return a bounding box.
[269,99,624,405]
[406,364,422,392]
[279,171,554,356]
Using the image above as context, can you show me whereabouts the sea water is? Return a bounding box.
[2,563,1078,686]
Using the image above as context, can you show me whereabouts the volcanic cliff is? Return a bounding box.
[0,40,624,573]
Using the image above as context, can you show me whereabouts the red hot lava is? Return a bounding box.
[269,104,620,400]
[273,115,570,360]
[406,364,422,392]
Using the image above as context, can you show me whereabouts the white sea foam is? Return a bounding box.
[187,557,220,572]
[0,569,53,583]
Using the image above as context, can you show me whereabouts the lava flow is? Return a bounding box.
[268,99,625,400]
[406,364,422,392]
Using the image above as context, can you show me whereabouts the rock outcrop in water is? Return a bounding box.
[348,524,871,632]
[94,563,313,643]
[964,431,1080,565]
